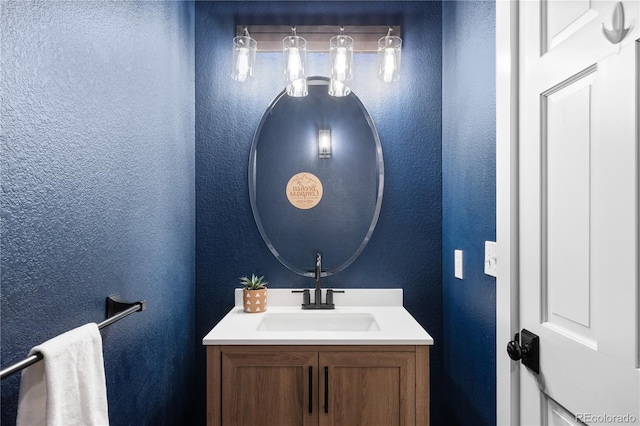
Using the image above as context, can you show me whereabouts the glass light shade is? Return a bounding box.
[232,36,257,82]
[286,78,308,97]
[329,35,353,97]
[330,35,353,82]
[328,79,351,97]
[378,36,402,82]
[283,36,308,97]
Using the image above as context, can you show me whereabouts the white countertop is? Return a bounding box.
[202,289,434,346]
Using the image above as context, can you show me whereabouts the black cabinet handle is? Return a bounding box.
[308,366,313,414]
[324,366,329,414]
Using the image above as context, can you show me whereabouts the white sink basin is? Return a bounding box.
[202,289,434,345]
[256,312,381,332]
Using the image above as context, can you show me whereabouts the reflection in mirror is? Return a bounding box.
[249,77,384,277]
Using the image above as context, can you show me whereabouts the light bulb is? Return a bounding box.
[383,47,395,83]
[236,47,250,82]
[287,47,302,81]
[334,47,348,81]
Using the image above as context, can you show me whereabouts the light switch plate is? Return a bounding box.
[454,250,463,279]
[484,241,497,277]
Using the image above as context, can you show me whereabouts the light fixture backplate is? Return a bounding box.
[236,25,402,52]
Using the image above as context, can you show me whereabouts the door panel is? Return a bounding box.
[538,1,637,90]
[540,325,640,420]
[545,397,583,426]
[319,351,415,426]
[330,366,401,425]
[544,0,595,52]
[221,351,318,426]
[590,44,639,366]
[519,0,640,424]
[543,68,595,336]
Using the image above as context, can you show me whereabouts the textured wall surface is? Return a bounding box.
[1,1,498,424]
[442,1,497,425]
[195,1,442,424]
[0,2,196,425]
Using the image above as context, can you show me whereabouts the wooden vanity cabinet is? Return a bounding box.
[207,345,429,426]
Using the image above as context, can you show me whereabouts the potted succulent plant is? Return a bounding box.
[240,274,268,313]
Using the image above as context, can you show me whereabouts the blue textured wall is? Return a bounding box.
[0,2,196,425]
[1,1,498,424]
[195,1,442,424]
[442,1,496,425]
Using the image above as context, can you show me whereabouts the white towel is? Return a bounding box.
[16,323,109,426]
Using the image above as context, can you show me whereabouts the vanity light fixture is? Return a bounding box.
[318,129,331,159]
[378,27,402,82]
[231,26,257,82]
[232,25,402,86]
[328,27,354,97]
[283,27,308,97]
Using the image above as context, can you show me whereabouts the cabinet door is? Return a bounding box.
[221,350,318,426]
[319,351,416,426]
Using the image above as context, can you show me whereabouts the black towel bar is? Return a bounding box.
[0,294,146,380]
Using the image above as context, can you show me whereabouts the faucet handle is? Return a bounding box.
[292,289,311,305]
[325,289,345,306]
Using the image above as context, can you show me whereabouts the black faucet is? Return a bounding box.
[313,253,323,307]
[292,253,344,309]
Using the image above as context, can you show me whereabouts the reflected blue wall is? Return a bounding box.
[252,81,381,274]
[0,2,196,425]
[195,1,442,424]
[442,1,497,425]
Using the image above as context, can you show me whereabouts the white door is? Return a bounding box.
[518,0,640,424]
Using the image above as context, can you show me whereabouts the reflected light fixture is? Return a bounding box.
[231,26,257,82]
[318,129,331,159]
[283,27,308,97]
[378,27,402,83]
[329,27,354,97]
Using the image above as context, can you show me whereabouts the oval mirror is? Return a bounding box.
[249,77,384,277]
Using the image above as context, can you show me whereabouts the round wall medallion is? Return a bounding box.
[286,172,323,209]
